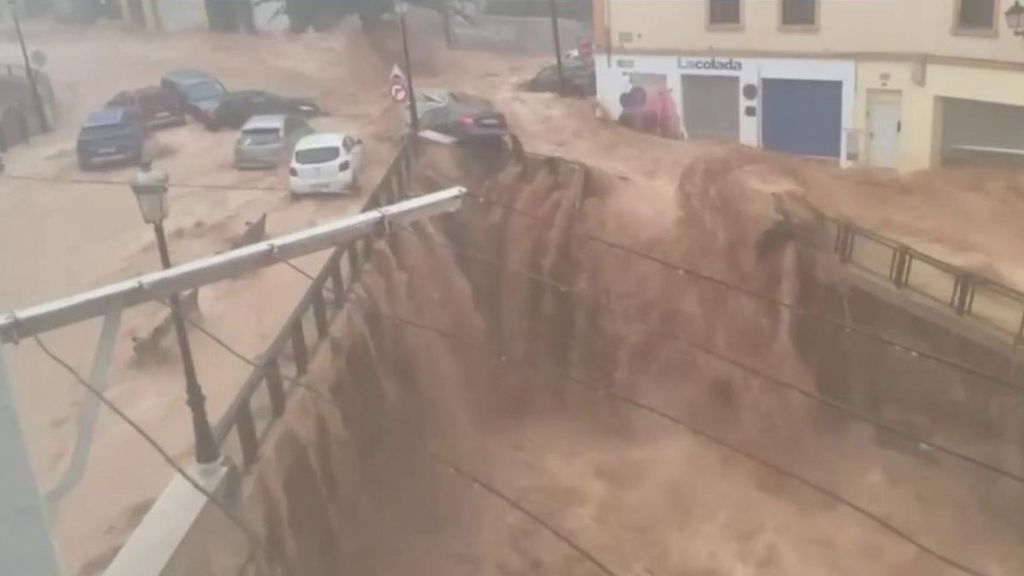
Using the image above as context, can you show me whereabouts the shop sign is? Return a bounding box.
[678,57,743,72]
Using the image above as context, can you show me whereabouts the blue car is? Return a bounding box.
[76,107,146,170]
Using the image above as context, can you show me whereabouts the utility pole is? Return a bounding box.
[396,1,419,135]
[548,0,566,96]
[9,0,48,133]
[0,348,62,576]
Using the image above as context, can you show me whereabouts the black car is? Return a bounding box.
[76,107,146,170]
[209,90,322,130]
[160,70,228,127]
[521,61,596,97]
[414,91,508,141]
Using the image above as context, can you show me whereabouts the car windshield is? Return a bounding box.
[186,81,224,102]
[295,146,341,164]
[239,128,281,145]
[80,123,131,139]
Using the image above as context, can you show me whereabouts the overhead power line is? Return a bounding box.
[388,221,1024,486]
[8,162,1016,392]
[144,282,625,576]
[29,334,287,576]
[3,173,283,193]
[265,254,986,576]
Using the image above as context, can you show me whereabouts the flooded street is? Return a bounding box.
[2,13,1024,576]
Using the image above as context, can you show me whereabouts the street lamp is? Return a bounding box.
[1006,1,1024,36]
[131,163,220,466]
[395,0,419,136]
[9,0,48,133]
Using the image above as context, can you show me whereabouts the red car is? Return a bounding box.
[107,87,185,129]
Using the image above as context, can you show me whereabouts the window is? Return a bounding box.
[239,128,281,145]
[781,0,817,28]
[185,81,225,103]
[295,146,340,165]
[955,0,996,32]
[708,0,741,27]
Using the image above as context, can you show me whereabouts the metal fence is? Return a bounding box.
[212,142,415,470]
[832,220,1024,344]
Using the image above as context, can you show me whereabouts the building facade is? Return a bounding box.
[593,0,1024,171]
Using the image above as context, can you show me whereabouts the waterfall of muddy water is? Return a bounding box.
[238,146,1024,576]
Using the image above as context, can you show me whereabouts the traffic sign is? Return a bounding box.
[390,64,406,85]
[390,82,408,102]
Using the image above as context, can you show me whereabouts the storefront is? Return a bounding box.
[595,54,856,163]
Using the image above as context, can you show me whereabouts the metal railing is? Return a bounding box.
[212,141,416,470]
[832,220,1024,344]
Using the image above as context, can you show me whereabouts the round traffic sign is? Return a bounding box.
[390,83,407,103]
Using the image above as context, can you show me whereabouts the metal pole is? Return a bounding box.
[0,347,62,576]
[152,222,219,465]
[548,0,566,96]
[398,6,419,135]
[9,0,48,133]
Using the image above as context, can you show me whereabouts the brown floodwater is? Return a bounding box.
[241,145,1024,576]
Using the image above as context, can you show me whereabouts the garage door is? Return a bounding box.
[762,79,842,158]
[681,75,739,140]
[940,97,1024,165]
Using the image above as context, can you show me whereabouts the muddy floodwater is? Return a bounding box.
[237,146,1024,576]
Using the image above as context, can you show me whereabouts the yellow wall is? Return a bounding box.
[600,0,1024,65]
[593,0,1024,172]
[855,60,1024,172]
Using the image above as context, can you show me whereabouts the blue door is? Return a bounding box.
[762,79,842,158]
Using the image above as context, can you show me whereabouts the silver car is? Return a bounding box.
[234,114,313,169]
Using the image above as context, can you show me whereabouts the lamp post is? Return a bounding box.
[395,0,419,136]
[548,0,566,96]
[1006,0,1024,36]
[9,0,48,133]
[131,164,219,466]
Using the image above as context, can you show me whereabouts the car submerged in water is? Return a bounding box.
[208,90,323,130]
[160,69,228,128]
[289,132,364,195]
[521,60,596,97]
[410,91,508,141]
[234,114,314,170]
[76,107,146,170]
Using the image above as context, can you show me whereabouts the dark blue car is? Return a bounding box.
[76,107,146,170]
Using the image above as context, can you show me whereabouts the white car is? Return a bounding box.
[288,133,364,195]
